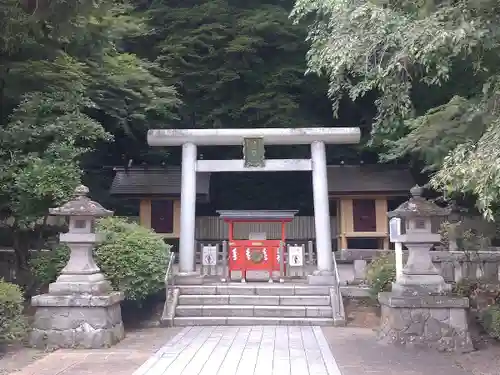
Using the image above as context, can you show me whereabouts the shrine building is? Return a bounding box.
[110,164,414,250]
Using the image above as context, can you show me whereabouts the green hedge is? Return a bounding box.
[481,304,500,339]
[0,279,27,347]
[366,252,396,298]
[30,216,170,303]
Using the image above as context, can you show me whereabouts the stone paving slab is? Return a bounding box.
[132,326,342,375]
[4,327,182,375]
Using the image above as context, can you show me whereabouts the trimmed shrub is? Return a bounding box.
[366,252,396,298]
[96,217,170,302]
[0,279,27,347]
[30,217,170,303]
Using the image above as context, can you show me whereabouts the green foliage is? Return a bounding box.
[452,278,500,340]
[143,0,332,130]
[0,90,110,225]
[30,246,69,288]
[439,221,459,249]
[291,0,500,218]
[95,217,170,302]
[452,278,480,300]
[366,252,396,298]
[30,217,170,302]
[439,220,491,251]
[480,304,500,339]
[0,279,27,346]
[0,0,180,267]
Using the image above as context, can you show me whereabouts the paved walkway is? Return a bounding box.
[133,326,339,375]
[3,326,499,375]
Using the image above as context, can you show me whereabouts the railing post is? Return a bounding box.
[211,243,218,276]
[196,241,201,275]
[194,240,199,273]
[286,243,290,278]
[221,240,228,282]
[279,241,285,283]
[331,247,346,326]
[307,240,314,275]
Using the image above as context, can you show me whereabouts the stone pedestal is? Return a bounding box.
[30,293,125,349]
[377,293,473,353]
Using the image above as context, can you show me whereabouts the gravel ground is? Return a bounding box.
[0,346,48,375]
[323,327,500,375]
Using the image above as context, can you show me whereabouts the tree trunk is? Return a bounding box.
[12,226,34,294]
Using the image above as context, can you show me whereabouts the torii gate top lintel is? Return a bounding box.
[147,127,361,146]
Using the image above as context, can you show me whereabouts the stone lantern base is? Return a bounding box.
[377,292,473,353]
[29,292,125,349]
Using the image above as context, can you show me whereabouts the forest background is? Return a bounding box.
[1,0,498,267]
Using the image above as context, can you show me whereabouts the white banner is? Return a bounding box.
[288,246,304,267]
[389,217,402,243]
[202,245,217,266]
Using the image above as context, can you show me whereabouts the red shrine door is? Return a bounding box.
[229,238,282,282]
[217,210,297,282]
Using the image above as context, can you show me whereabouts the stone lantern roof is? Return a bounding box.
[388,185,450,218]
[49,185,113,217]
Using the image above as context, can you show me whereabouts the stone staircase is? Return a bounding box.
[162,283,345,326]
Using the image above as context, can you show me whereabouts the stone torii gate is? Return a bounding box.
[148,127,361,284]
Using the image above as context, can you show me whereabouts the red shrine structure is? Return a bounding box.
[217,210,298,282]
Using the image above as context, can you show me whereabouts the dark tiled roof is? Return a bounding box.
[327,165,414,194]
[217,210,298,220]
[110,165,413,197]
[110,167,211,197]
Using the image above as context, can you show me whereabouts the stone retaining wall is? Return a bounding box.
[338,249,500,285]
[3,247,500,287]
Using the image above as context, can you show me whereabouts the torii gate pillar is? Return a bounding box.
[148,127,361,285]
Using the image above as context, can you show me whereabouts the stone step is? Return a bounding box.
[177,284,331,296]
[173,316,334,326]
[176,305,333,318]
[178,294,331,306]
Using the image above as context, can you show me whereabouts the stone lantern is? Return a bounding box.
[30,185,125,349]
[387,185,451,294]
[377,186,473,353]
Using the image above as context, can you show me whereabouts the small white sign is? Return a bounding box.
[389,217,404,282]
[389,217,402,243]
[202,245,217,266]
[288,246,304,267]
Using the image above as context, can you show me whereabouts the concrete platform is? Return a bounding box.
[132,326,341,375]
